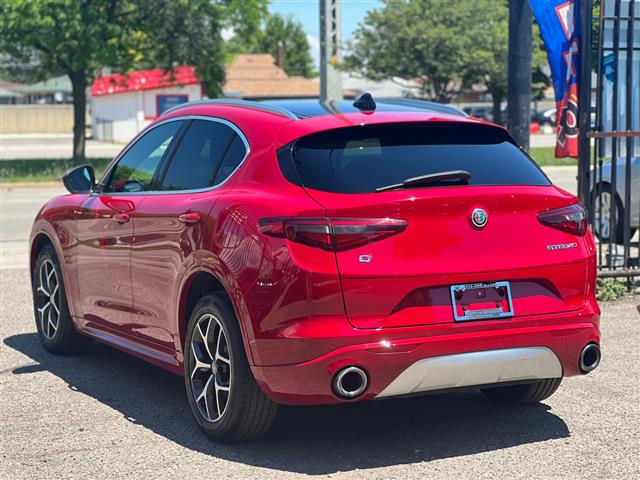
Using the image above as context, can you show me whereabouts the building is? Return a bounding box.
[21,76,73,104]
[90,55,320,142]
[1,77,73,105]
[91,66,200,142]
[0,79,26,104]
[224,54,319,100]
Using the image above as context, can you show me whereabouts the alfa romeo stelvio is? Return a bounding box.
[30,95,601,441]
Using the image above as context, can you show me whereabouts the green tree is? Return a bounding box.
[344,0,476,102]
[463,1,509,124]
[345,0,548,124]
[231,13,315,78]
[223,0,269,52]
[2,0,142,159]
[260,14,315,78]
[136,0,267,96]
[463,2,547,124]
[0,0,266,160]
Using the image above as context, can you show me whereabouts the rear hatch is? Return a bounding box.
[278,121,592,329]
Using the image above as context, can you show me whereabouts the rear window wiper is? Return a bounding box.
[375,170,471,192]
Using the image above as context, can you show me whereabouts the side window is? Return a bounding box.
[106,121,184,192]
[160,120,238,191]
[212,134,246,185]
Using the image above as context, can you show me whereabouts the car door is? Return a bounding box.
[75,120,186,337]
[130,118,248,351]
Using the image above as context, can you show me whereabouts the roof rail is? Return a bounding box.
[161,98,299,120]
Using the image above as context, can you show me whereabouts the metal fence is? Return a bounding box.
[583,0,639,277]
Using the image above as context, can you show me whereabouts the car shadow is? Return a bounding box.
[5,333,570,474]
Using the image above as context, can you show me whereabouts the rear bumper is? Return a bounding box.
[251,307,600,405]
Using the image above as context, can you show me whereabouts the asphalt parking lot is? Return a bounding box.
[1,186,639,479]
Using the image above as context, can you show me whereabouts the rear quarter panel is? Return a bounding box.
[168,106,347,366]
[205,168,346,366]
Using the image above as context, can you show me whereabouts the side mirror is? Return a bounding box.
[62,164,95,194]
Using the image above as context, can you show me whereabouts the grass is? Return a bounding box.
[529,147,577,167]
[0,158,112,184]
[0,147,572,184]
[596,279,630,301]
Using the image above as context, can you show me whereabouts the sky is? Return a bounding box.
[268,0,384,67]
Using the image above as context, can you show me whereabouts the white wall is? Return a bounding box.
[91,84,201,142]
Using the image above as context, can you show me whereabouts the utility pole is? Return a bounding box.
[577,0,593,204]
[320,0,342,104]
[507,0,532,152]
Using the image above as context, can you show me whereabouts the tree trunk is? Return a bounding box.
[70,73,87,161]
[491,90,504,125]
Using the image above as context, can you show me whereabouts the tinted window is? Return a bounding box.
[160,120,236,191]
[286,122,550,193]
[212,134,246,185]
[106,121,184,192]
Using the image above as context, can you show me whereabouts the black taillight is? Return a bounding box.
[537,203,588,236]
[259,217,407,251]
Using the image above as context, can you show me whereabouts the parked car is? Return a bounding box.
[463,105,493,120]
[30,97,601,442]
[533,108,556,126]
[531,105,596,131]
[591,155,640,243]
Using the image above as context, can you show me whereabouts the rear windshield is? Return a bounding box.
[280,122,550,193]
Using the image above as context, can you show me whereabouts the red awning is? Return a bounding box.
[91,66,198,96]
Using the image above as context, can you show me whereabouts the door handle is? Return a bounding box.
[113,213,130,224]
[178,212,201,225]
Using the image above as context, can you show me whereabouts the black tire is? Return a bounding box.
[32,244,90,353]
[591,184,637,244]
[481,378,562,405]
[183,293,278,442]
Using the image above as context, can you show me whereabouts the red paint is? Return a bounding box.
[30,104,600,403]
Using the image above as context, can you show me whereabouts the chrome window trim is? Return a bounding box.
[96,115,250,196]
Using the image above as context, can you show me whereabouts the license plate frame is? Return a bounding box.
[450,281,514,322]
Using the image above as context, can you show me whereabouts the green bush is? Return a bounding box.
[596,279,628,301]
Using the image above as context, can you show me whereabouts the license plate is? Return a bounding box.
[450,281,514,322]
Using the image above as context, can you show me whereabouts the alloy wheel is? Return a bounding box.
[189,313,232,423]
[35,259,60,339]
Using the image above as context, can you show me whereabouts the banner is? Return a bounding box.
[529,0,581,158]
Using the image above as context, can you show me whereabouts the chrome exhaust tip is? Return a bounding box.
[332,366,368,399]
[579,343,601,374]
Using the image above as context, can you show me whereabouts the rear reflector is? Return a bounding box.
[259,217,407,251]
[537,203,587,236]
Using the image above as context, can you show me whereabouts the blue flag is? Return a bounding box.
[529,0,581,157]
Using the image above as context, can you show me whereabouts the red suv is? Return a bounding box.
[30,97,601,442]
